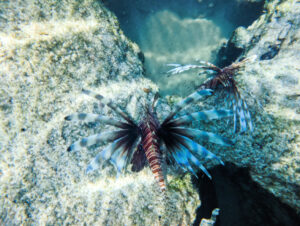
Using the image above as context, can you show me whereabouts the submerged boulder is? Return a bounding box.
[216,0,300,213]
[0,0,199,225]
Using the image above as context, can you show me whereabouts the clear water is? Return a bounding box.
[105,0,243,96]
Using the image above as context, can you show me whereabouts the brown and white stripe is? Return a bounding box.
[140,119,166,192]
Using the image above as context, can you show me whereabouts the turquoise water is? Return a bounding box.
[105,0,262,96]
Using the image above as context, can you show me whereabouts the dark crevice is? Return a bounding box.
[192,162,300,226]
[220,0,265,27]
[216,40,245,68]
[260,44,281,60]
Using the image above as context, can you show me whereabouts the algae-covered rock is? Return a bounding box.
[0,0,199,225]
[217,0,300,212]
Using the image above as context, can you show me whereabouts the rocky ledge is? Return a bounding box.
[217,0,300,213]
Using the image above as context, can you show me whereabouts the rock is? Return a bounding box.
[217,27,250,67]
[199,208,219,226]
[215,0,300,213]
[0,0,199,225]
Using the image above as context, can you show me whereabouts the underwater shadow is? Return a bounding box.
[192,162,300,226]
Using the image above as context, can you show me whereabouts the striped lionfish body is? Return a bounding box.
[139,110,166,191]
[167,56,256,133]
[65,89,233,192]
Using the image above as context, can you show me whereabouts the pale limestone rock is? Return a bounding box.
[0,0,199,225]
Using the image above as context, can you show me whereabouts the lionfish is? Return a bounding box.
[167,56,256,133]
[65,89,232,192]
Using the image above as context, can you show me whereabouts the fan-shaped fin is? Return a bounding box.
[86,132,140,174]
[131,144,147,172]
[178,145,201,178]
[174,134,224,165]
[232,97,238,133]
[198,60,219,70]
[106,101,135,125]
[166,61,221,75]
[169,127,233,146]
[198,164,212,179]
[85,138,124,174]
[164,136,201,177]
[189,154,212,179]
[110,147,128,174]
[166,64,205,75]
[82,89,136,125]
[243,100,253,131]
[111,135,141,175]
[163,89,213,124]
[171,109,232,126]
[67,130,127,152]
[82,89,106,102]
[236,94,247,133]
[85,153,102,174]
[65,113,127,128]
[171,143,212,179]
[170,146,191,172]
[230,90,253,133]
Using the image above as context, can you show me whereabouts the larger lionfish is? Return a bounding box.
[167,56,256,133]
[65,89,232,192]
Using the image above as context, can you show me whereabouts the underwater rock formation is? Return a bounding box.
[215,0,300,213]
[1,0,300,224]
[194,163,300,226]
[199,208,219,226]
[0,0,199,225]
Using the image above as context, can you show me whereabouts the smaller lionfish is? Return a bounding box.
[65,89,232,192]
[167,56,256,133]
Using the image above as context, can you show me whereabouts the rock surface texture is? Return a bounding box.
[1,0,300,225]
[0,0,199,225]
[217,0,300,213]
